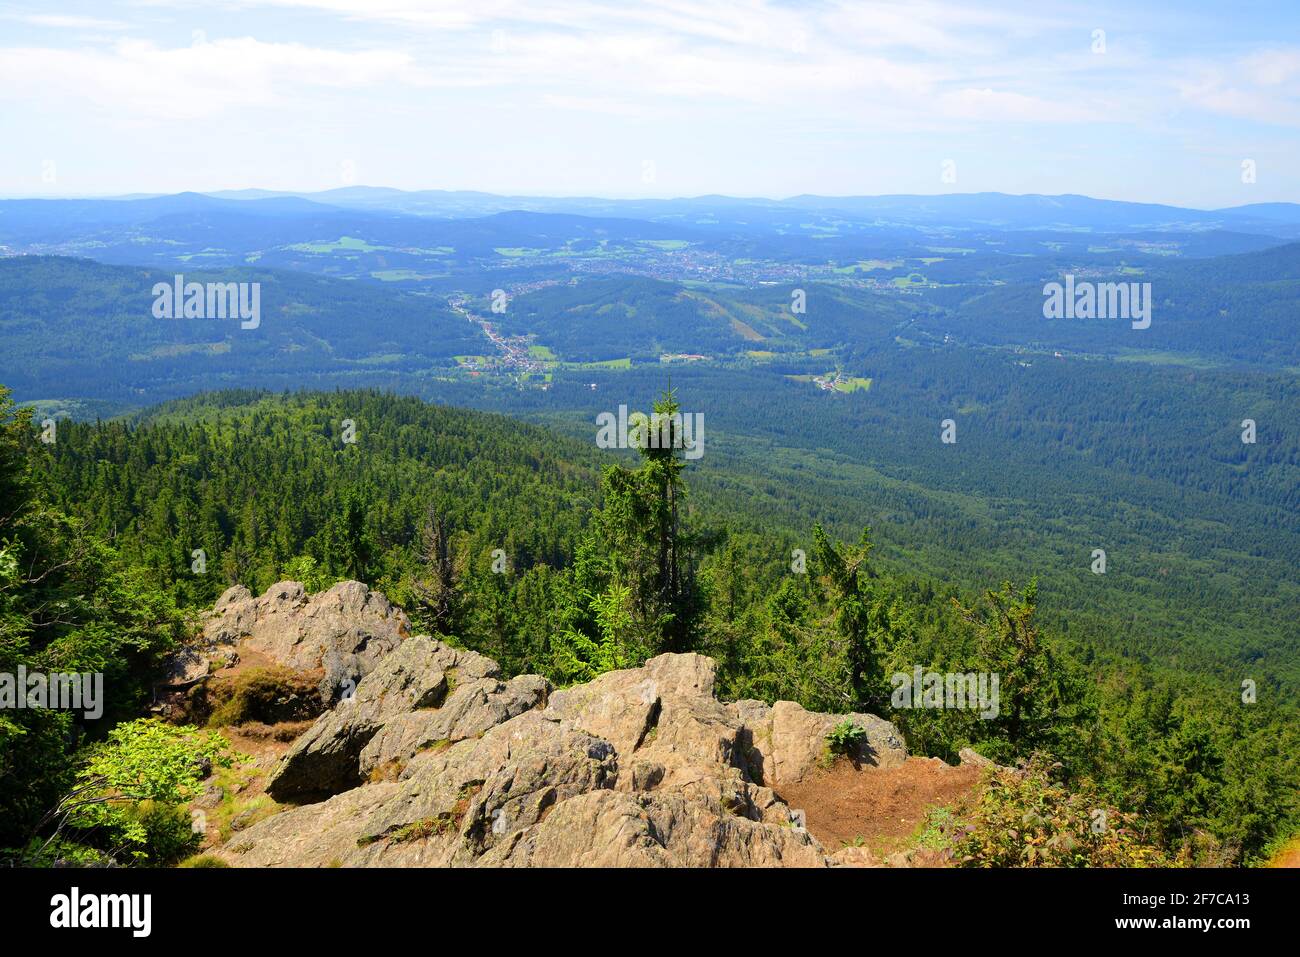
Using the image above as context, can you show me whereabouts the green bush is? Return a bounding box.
[124,800,199,866]
[955,756,1175,868]
[56,719,232,865]
[10,836,114,868]
[282,555,335,594]
[826,720,867,756]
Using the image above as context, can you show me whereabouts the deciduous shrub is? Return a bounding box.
[955,756,1175,868]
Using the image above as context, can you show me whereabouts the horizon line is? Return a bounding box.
[0,187,1296,213]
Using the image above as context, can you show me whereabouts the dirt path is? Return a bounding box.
[777,756,984,859]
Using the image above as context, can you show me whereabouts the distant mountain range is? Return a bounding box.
[3,188,1299,238]
[3,189,1298,291]
[197,188,1300,237]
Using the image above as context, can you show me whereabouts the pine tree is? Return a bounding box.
[408,505,462,636]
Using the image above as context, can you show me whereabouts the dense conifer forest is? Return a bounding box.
[3,386,1295,867]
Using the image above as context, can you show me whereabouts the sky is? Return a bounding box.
[0,0,1298,207]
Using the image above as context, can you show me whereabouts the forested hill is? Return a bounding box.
[10,386,1297,865]
[49,389,607,604]
[34,384,1300,700]
[41,385,1300,701]
[498,275,918,362]
[0,256,480,405]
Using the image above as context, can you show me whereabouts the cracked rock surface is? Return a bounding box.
[221,632,908,867]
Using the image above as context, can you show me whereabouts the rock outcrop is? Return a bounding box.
[221,638,909,868]
[728,698,908,786]
[266,636,550,800]
[166,580,410,702]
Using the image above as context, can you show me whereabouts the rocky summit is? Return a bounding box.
[167,580,410,699]
[190,581,911,867]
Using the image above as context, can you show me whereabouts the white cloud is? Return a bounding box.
[938,87,1091,123]
[1241,48,1300,86]
[540,93,644,116]
[6,13,130,30]
[3,0,1297,201]
[1175,48,1300,127]
[0,37,427,121]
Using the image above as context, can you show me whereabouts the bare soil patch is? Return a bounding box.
[1268,836,1300,868]
[777,756,984,857]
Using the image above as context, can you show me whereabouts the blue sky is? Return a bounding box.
[1,0,1297,206]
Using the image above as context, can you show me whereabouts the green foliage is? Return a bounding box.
[122,799,200,865]
[590,388,703,655]
[549,581,646,685]
[0,256,484,402]
[179,854,231,868]
[15,835,116,868]
[391,816,455,842]
[513,357,1299,701]
[76,719,230,804]
[56,719,232,865]
[915,806,960,851]
[502,277,913,362]
[954,580,1091,764]
[0,386,184,851]
[955,757,1175,868]
[1083,672,1300,863]
[5,385,1296,867]
[825,720,867,756]
[716,527,880,712]
[282,555,335,594]
[41,389,598,622]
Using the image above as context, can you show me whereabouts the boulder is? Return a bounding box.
[162,585,253,685]
[359,673,551,778]
[165,580,410,694]
[726,699,907,786]
[479,790,826,868]
[266,637,548,800]
[886,846,954,867]
[205,581,410,701]
[959,747,994,768]
[830,845,884,867]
